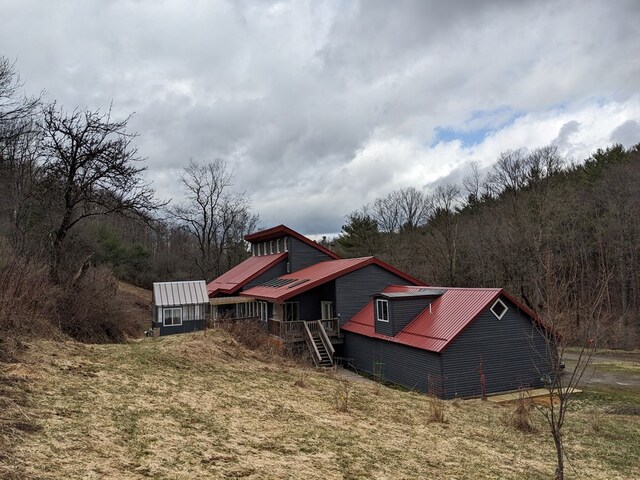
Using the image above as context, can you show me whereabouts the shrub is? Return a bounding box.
[0,244,59,360]
[427,394,447,423]
[503,392,536,433]
[56,266,147,343]
[334,378,352,413]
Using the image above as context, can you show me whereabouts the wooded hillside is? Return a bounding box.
[336,145,640,348]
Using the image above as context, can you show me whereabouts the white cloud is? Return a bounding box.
[1,0,639,235]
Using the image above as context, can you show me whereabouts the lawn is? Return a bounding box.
[1,331,639,479]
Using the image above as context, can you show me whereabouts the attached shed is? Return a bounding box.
[341,286,553,399]
[152,281,209,336]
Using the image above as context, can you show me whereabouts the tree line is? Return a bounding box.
[336,144,640,348]
[0,58,257,346]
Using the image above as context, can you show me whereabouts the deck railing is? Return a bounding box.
[267,317,340,342]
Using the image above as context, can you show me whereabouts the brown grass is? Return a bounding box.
[503,393,536,433]
[1,332,639,479]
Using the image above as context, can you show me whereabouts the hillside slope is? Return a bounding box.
[1,331,639,479]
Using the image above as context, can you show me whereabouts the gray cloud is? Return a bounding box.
[1,0,639,235]
[610,120,640,146]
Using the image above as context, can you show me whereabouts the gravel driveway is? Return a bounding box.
[562,351,640,389]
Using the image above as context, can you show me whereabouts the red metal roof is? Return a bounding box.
[342,285,543,352]
[240,257,425,303]
[207,253,287,297]
[245,224,340,260]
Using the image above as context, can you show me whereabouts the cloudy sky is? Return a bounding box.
[2,0,639,235]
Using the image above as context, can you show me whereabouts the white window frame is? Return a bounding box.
[259,301,268,322]
[284,237,289,252]
[270,240,274,254]
[376,299,389,322]
[251,244,256,256]
[321,301,333,320]
[163,307,183,327]
[276,239,281,253]
[490,298,508,320]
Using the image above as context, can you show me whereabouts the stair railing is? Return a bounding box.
[303,321,322,366]
[316,320,335,364]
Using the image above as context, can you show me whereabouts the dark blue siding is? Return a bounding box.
[154,320,205,336]
[243,259,288,290]
[343,332,442,392]
[335,265,416,326]
[288,236,334,272]
[390,298,428,335]
[289,282,336,320]
[441,297,551,399]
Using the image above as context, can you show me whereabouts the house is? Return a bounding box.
[341,285,552,398]
[206,224,424,365]
[151,280,209,336]
[161,225,553,398]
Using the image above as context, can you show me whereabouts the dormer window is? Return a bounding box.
[284,237,289,252]
[276,238,281,253]
[490,298,508,320]
[376,299,389,322]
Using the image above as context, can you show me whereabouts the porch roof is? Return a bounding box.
[207,252,287,297]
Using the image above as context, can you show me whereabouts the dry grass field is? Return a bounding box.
[1,330,639,479]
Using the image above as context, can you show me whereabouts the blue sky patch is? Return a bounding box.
[433,107,523,147]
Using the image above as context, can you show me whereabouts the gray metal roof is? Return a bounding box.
[153,280,208,307]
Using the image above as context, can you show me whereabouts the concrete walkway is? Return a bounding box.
[333,366,377,385]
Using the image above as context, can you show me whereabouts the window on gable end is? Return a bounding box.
[490,298,508,320]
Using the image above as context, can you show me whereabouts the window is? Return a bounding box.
[490,298,508,320]
[283,302,299,321]
[376,299,389,322]
[236,301,261,318]
[321,301,333,320]
[284,237,289,252]
[270,240,274,254]
[259,301,268,322]
[276,239,281,253]
[163,307,183,326]
[251,244,256,256]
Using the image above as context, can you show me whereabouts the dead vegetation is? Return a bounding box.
[0,331,638,479]
[0,242,149,352]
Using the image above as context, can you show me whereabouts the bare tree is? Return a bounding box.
[369,187,430,233]
[0,57,40,146]
[40,102,160,283]
[170,159,258,280]
[532,252,611,480]
[424,185,461,284]
[0,57,42,250]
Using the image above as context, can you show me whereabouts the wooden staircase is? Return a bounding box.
[303,320,335,367]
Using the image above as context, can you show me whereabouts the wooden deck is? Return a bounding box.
[267,317,341,343]
[487,387,582,404]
